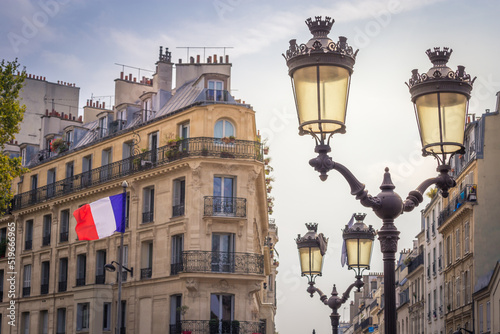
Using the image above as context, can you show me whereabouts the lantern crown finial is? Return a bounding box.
[305,222,318,232]
[426,47,452,66]
[305,16,334,39]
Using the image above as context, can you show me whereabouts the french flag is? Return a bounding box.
[73,193,126,240]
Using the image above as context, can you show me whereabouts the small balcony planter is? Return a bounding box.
[231,320,240,334]
[209,319,219,334]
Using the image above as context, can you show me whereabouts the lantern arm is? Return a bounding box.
[307,282,329,305]
[338,277,364,305]
[330,160,382,210]
[403,165,456,212]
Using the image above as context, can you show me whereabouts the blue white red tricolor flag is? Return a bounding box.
[341,213,355,267]
[73,193,125,240]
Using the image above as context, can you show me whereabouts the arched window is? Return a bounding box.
[214,119,234,139]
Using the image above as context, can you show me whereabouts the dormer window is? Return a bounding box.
[99,116,108,137]
[208,80,224,101]
[144,99,154,121]
[66,130,73,145]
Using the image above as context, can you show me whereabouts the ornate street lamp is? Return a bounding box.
[284,16,475,334]
[296,217,375,334]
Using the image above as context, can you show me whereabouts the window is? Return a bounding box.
[25,220,33,250]
[427,253,431,279]
[446,235,452,266]
[118,245,129,281]
[21,312,30,334]
[66,161,74,178]
[59,258,68,292]
[99,116,108,137]
[170,295,182,333]
[23,264,31,297]
[439,285,443,314]
[438,241,443,270]
[120,301,127,331]
[432,247,436,275]
[171,234,184,275]
[149,131,158,162]
[41,261,50,295]
[122,141,133,159]
[213,176,236,215]
[208,80,224,101]
[456,276,461,307]
[40,310,48,334]
[82,155,92,187]
[76,254,86,286]
[173,178,185,217]
[47,168,56,198]
[142,186,155,223]
[486,301,491,332]
[212,233,235,273]
[60,210,69,242]
[464,221,470,254]
[64,162,74,193]
[210,294,234,332]
[66,130,73,146]
[214,119,234,139]
[0,270,4,302]
[433,289,437,317]
[100,148,112,181]
[464,271,469,304]
[76,303,90,331]
[432,209,436,235]
[144,99,153,121]
[103,303,111,331]
[455,228,461,260]
[141,241,153,279]
[42,215,51,246]
[479,303,483,333]
[96,250,106,284]
[57,308,66,334]
[29,174,38,203]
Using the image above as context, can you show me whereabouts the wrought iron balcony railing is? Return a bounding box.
[42,235,51,246]
[40,283,49,295]
[172,204,185,217]
[22,286,30,297]
[142,211,154,224]
[13,137,263,211]
[25,240,32,250]
[438,184,477,227]
[180,251,264,275]
[407,252,424,274]
[141,267,152,279]
[58,281,67,292]
[170,262,183,275]
[95,274,105,284]
[169,319,266,334]
[76,278,85,286]
[60,231,68,242]
[203,196,247,217]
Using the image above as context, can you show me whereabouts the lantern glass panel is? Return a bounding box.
[346,238,373,269]
[298,246,324,276]
[415,92,467,154]
[293,65,350,134]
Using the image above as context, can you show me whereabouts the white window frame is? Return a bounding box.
[76,302,90,331]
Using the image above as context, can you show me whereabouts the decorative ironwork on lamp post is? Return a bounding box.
[284,16,475,334]
[296,215,375,334]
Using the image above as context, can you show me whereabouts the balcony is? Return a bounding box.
[58,281,67,292]
[407,253,424,274]
[169,319,266,334]
[40,283,49,295]
[203,196,247,217]
[22,286,30,297]
[399,288,409,307]
[76,278,85,286]
[438,184,477,227]
[141,267,152,279]
[170,262,183,275]
[42,235,50,246]
[25,240,32,250]
[12,137,263,211]
[360,317,372,330]
[180,251,264,275]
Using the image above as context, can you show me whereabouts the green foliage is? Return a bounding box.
[426,187,438,199]
[0,59,28,215]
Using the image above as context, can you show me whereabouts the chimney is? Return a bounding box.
[207,56,212,63]
[196,55,200,63]
[213,54,217,63]
[220,56,223,63]
[102,102,105,109]
[190,56,195,64]
[129,73,132,81]
[178,59,182,64]
[226,55,229,63]
[120,72,124,79]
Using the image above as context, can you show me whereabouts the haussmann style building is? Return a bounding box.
[0,47,278,334]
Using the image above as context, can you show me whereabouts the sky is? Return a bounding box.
[2,0,500,333]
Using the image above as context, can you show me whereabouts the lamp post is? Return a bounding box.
[453,328,474,334]
[296,214,376,334]
[284,16,475,334]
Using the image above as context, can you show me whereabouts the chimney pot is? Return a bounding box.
[226,55,229,63]
[220,56,223,63]
[190,56,195,63]
[179,59,182,64]
[197,55,200,63]
[133,77,136,82]
[102,102,105,109]
[129,73,132,81]
[120,71,124,79]
[213,54,217,63]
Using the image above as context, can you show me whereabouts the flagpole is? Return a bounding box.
[116,181,128,334]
